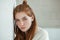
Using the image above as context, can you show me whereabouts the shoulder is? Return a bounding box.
[32,27,49,40]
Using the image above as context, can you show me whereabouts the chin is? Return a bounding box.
[21,29,27,32]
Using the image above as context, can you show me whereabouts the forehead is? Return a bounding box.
[15,12,28,19]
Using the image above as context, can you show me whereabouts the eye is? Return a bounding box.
[15,19,20,22]
[22,17,27,21]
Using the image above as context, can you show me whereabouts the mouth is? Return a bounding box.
[21,27,26,29]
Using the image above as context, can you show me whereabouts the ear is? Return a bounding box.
[31,15,34,21]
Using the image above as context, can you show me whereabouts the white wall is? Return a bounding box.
[27,0,60,28]
[0,0,16,40]
[45,28,60,40]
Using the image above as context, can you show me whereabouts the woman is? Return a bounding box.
[13,0,49,40]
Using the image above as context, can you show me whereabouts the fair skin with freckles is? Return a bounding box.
[15,12,34,32]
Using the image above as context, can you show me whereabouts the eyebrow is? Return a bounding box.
[15,16,27,20]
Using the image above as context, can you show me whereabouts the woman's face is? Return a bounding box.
[15,12,33,32]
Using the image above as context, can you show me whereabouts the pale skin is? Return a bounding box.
[15,12,34,32]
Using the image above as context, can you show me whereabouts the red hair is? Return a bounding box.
[13,1,37,40]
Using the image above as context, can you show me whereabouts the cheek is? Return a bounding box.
[16,22,22,29]
[16,22,20,26]
[24,19,32,27]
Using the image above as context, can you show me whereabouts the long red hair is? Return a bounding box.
[13,1,37,40]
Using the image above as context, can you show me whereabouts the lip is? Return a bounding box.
[21,27,26,29]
